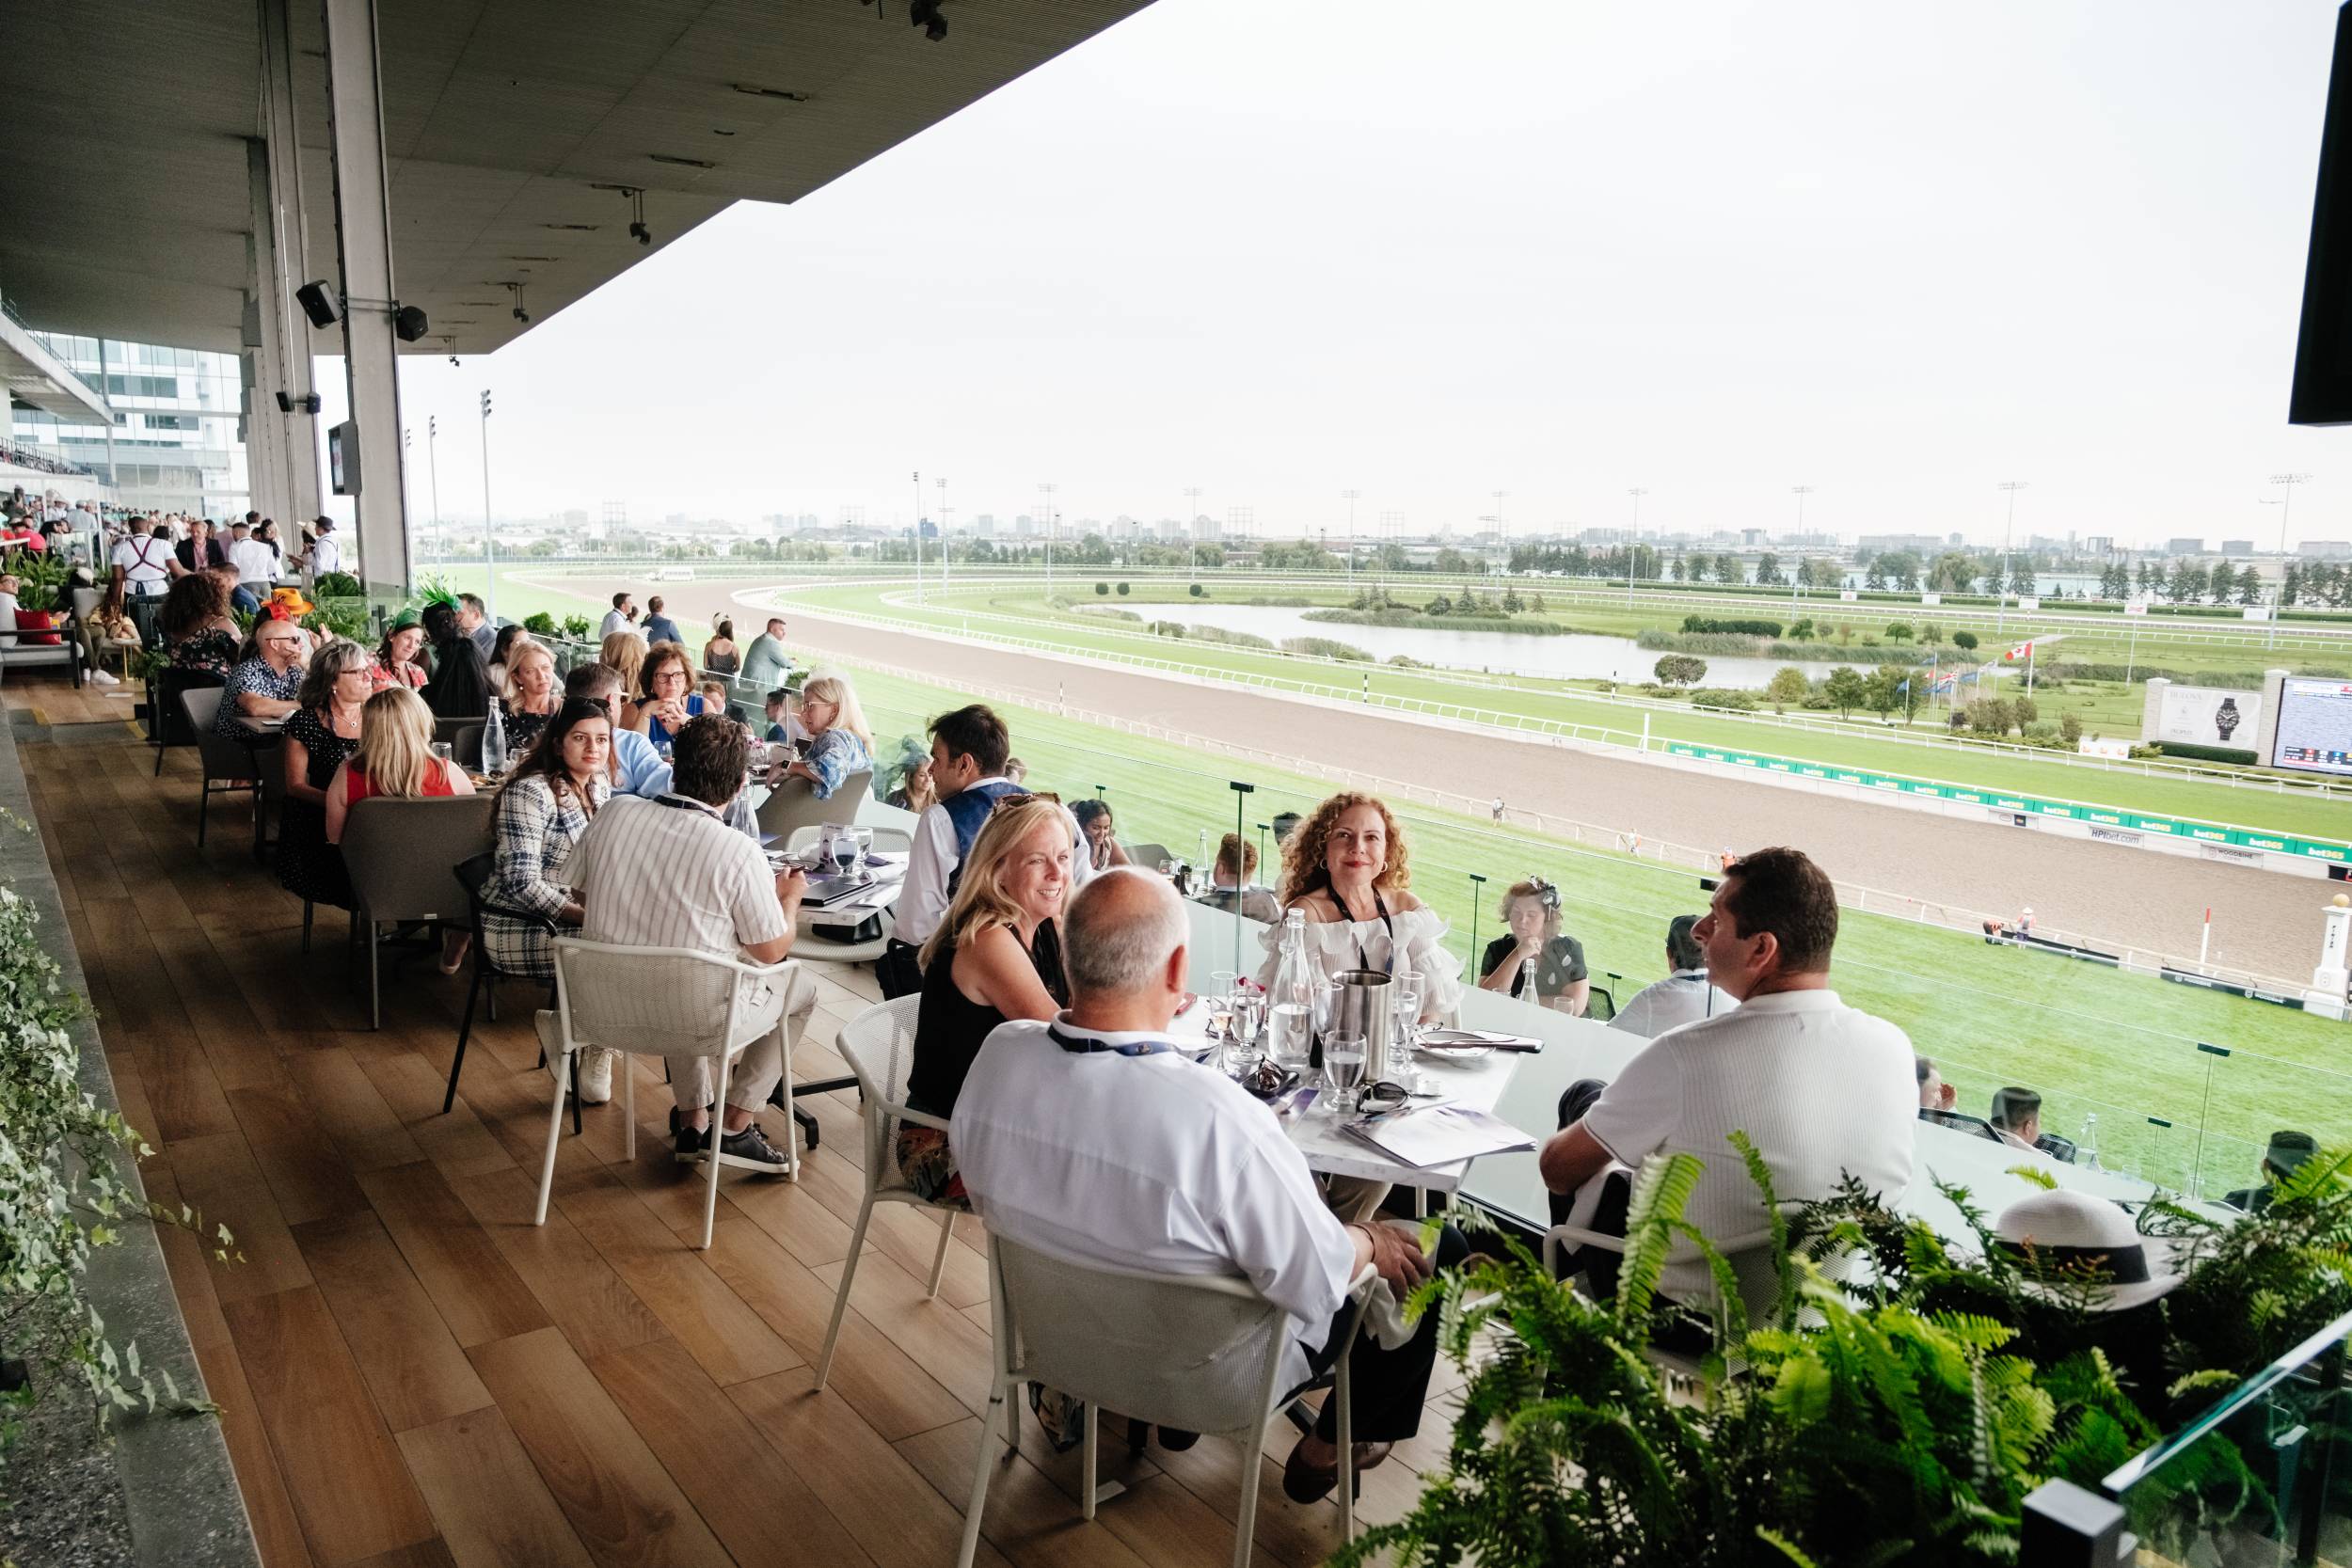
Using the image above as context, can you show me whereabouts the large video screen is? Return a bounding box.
[2273,678,2352,777]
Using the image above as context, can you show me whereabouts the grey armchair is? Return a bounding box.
[339,794,495,1028]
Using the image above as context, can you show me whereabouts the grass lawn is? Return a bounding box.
[846,661,2351,1200]
[436,560,2352,1196]
[769,577,2352,843]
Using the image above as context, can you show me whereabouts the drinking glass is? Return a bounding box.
[430,741,453,766]
[1226,991,1266,1076]
[1389,973,1424,1080]
[1323,1030,1368,1114]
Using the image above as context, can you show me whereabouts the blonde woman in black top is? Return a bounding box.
[898,795,1074,1203]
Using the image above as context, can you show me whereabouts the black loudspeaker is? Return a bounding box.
[2292,2,2352,424]
[394,305,428,342]
[295,281,342,330]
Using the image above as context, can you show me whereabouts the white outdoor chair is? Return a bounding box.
[957,1233,1378,1568]
[814,995,954,1387]
[532,937,804,1249]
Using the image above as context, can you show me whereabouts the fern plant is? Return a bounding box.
[1341,1138,2155,1568]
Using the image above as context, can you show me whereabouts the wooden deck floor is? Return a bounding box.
[16,689,1462,1568]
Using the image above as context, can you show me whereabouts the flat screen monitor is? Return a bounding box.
[2272,677,2352,776]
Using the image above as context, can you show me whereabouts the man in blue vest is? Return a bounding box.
[881,703,1090,997]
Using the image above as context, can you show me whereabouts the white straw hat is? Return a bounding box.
[1994,1189,2183,1312]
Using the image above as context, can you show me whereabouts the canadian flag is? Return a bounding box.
[2002,640,2033,662]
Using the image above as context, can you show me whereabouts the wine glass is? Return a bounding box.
[1323,1030,1368,1114]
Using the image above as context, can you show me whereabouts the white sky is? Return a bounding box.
[342,0,2352,549]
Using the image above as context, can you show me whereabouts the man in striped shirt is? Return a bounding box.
[566,714,813,1171]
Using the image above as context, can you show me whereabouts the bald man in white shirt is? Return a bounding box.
[953,868,1465,1501]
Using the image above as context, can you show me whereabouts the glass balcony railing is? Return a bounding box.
[2024,1308,2352,1567]
[531,632,2348,1214]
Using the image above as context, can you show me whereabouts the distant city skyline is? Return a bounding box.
[306,0,2352,553]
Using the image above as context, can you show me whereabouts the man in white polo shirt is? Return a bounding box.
[565,713,814,1171]
[1539,846,1915,1312]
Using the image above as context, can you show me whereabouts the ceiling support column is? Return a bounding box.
[318,0,411,591]
[256,0,322,531]
[239,325,284,526]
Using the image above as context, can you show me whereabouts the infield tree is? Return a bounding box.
[1822,666,1868,717]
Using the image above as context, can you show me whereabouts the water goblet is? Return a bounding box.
[1323,1030,1368,1114]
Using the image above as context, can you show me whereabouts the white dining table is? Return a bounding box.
[1164,993,1531,1192]
[1178,900,2219,1240]
[785,848,908,936]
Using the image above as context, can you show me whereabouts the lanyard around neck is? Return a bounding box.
[1332,886,1396,974]
[1048,1022,1179,1058]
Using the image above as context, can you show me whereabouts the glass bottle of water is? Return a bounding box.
[1267,909,1316,1077]
[2077,1113,2101,1171]
[482,695,507,777]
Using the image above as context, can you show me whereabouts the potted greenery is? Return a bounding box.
[2,546,70,645]
[1343,1140,2184,1568]
[0,862,232,1454]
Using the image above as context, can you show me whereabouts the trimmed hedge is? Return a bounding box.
[1680,614,1785,637]
[2155,741,2260,766]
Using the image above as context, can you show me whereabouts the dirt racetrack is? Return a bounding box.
[570,572,2332,974]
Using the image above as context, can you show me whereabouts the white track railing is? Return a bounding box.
[764,596,2350,844]
[764,578,2352,804]
[811,641,2317,1001]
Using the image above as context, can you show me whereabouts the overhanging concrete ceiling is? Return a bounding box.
[0,0,1150,357]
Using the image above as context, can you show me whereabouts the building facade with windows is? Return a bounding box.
[9,335,249,516]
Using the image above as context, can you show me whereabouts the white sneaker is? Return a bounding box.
[91,669,119,686]
[577,1048,616,1104]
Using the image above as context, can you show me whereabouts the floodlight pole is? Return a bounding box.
[912,469,924,604]
[1995,481,2027,637]
[938,475,951,592]
[1038,483,1057,592]
[427,415,441,569]
[1343,489,1361,591]
[1789,485,1814,617]
[2267,473,2310,558]
[1185,486,1203,582]
[478,388,497,622]
[1626,488,1648,608]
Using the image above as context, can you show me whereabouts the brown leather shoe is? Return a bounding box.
[1280,1438,1392,1504]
